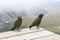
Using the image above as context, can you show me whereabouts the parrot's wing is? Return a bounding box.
[14,20,18,27]
[31,17,40,26]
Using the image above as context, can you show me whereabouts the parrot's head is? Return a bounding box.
[18,16,22,20]
[38,13,44,18]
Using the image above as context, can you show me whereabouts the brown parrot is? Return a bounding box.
[11,16,22,31]
[29,14,44,29]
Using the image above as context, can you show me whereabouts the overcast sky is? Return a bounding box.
[0,0,60,15]
[0,0,60,10]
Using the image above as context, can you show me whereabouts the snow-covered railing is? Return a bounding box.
[0,27,60,40]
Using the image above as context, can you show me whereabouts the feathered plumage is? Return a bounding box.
[29,14,44,29]
[11,16,22,30]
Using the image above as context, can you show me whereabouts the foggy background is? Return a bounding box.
[0,0,60,22]
[0,0,60,34]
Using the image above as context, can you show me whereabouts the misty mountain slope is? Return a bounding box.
[0,8,47,23]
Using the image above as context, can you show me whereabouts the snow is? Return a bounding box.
[0,27,60,40]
